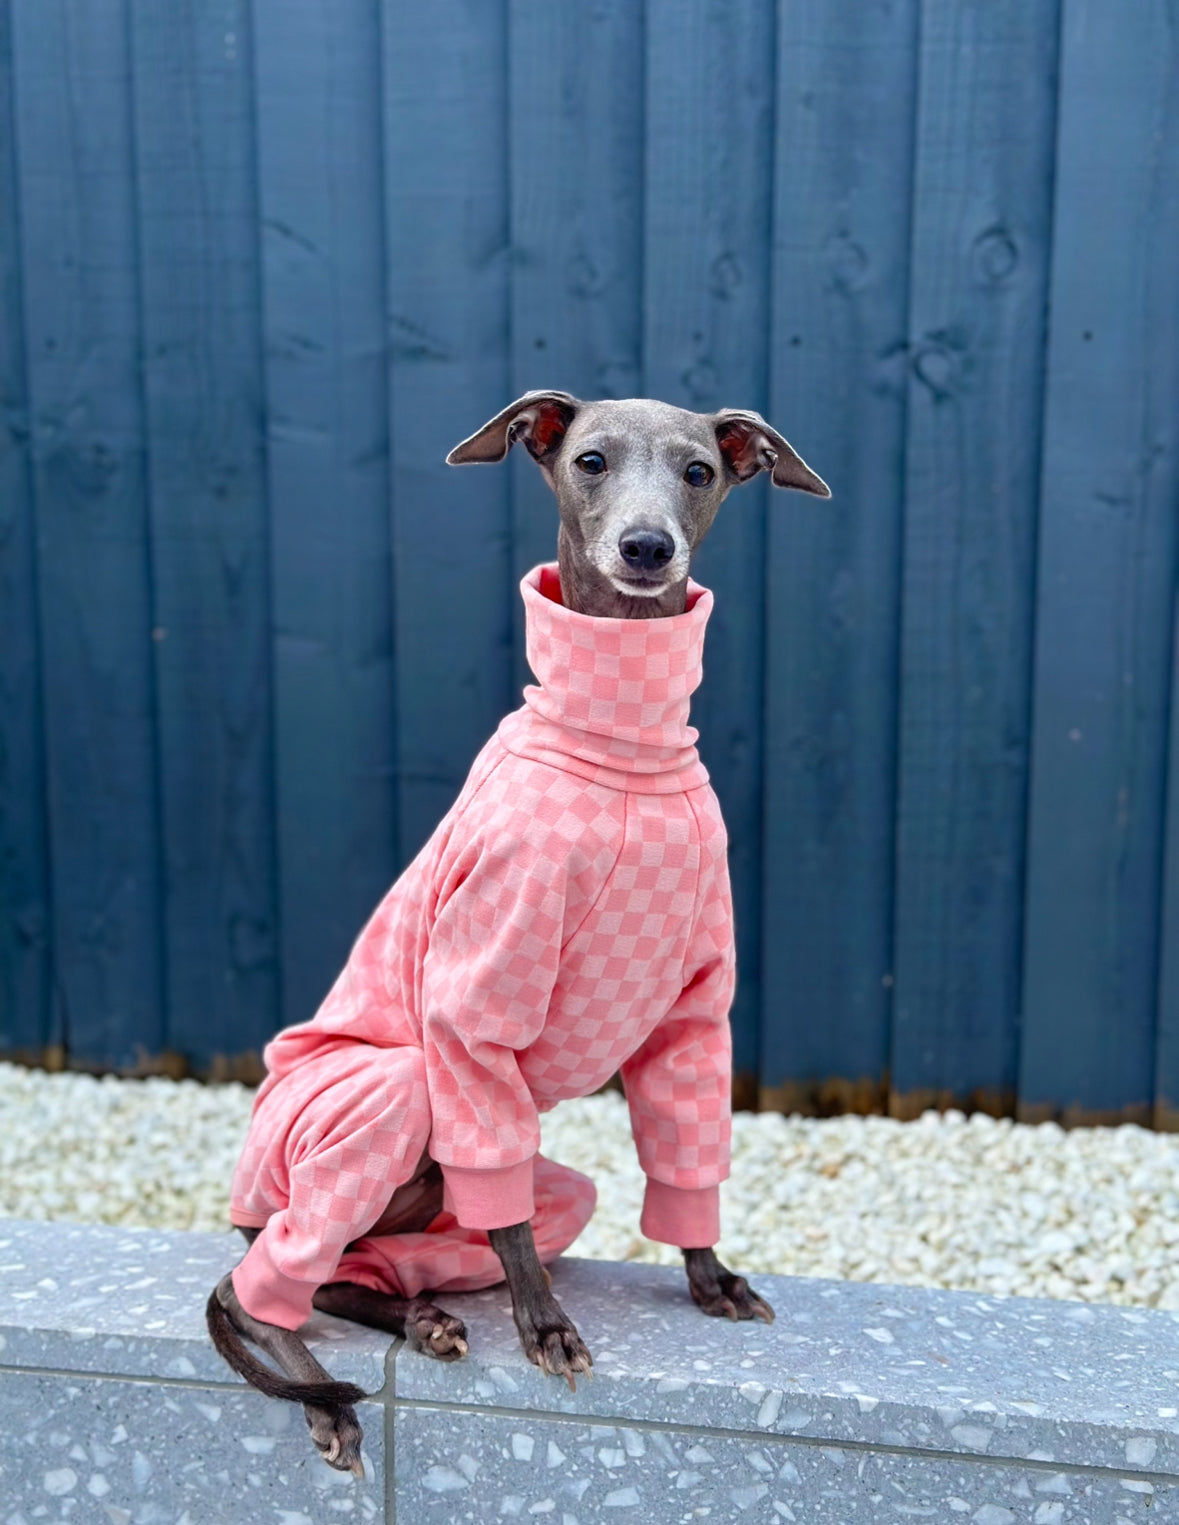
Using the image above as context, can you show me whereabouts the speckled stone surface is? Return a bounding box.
[6,1220,1179,1524]
[394,1405,1173,1524]
[0,1370,384,1524]
[393,1257,1179,1479]
[0,1217,390,1389]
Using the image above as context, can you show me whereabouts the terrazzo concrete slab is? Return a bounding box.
[7,1219,1179,1524]
[394,1403,1174,1524]
[0,1218,391,1389]
[0,1369,384,1525]
[392,1258,1179,1478]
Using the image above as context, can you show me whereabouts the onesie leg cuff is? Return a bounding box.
[440,1158,536,1230]
[232,1233,318,1331]
[640,1178,721,1249]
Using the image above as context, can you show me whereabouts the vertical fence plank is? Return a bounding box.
[761,0,918,1113]
[1021,0,1179,1125]
[506,0,644,695]
[642,0,775,1098]
[253,0,396,1043]
[383,0,512,858]
[1159,608,1179,1129]
[889,0,1061,1117]
[0,0,52,1059]
[128,2,279,1072]
[10,0,164,1069]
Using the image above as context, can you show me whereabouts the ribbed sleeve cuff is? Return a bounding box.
[441,1158,536,1230]
[232,1234,317,1331]
[640,1178,721,1249]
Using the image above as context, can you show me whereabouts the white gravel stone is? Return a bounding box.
[3,1062,1179,1308]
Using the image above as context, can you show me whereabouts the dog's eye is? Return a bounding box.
[684,461,715,487]
[575,452,606,475]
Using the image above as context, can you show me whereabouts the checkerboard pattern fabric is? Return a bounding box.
[230,563,735,1330]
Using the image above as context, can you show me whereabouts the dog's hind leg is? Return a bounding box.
[208,1274,366,1475]
[309,1152,467,1359]
[312,1282,468,1360]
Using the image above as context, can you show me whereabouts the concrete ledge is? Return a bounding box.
[0,1218,389,1524]
[4,1217,1179,1522]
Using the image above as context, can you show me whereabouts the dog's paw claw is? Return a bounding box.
[527,1325,593,1391]
[306,1403,363,1475]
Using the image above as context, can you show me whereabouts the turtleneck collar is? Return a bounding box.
[496,563,713,794]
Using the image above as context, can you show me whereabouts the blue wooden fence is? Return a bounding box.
[1,1,1177,1123]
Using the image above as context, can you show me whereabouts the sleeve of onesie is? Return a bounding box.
[420,832,569,1233]
[620,896,736,1251]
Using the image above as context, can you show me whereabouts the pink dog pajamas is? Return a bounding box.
[229,562,736,1330]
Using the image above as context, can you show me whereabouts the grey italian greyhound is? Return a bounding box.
[207,391,830,1475]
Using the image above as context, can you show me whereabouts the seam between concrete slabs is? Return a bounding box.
[386,1399,397,1525]
[0,1359,389,1402]
[391,1395,1179,1488]
[386,1342,400,1525]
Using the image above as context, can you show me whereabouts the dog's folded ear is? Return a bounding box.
[713,409,831,497]
[447,391,580,466]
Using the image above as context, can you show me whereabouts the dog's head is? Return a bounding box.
[447,392,830,602]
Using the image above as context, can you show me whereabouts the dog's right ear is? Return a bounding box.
[446,391,580,466]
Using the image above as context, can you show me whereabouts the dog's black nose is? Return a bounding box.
[619,529,674,573]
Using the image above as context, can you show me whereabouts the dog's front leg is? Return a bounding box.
[682,1247,775,1323]
[488,1221,593,1390]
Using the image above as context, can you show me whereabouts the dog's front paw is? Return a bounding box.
[517,1307,593,1391]
[404,1300,469,1361]
[684,1248,774,1324]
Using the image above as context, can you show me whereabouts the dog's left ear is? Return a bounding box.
[446,390,580,466]
[713,409,831,497]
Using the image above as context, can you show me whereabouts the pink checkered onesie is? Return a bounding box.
[230,563,735,1330]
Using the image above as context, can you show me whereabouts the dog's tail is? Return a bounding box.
[205,1288,368,1407]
